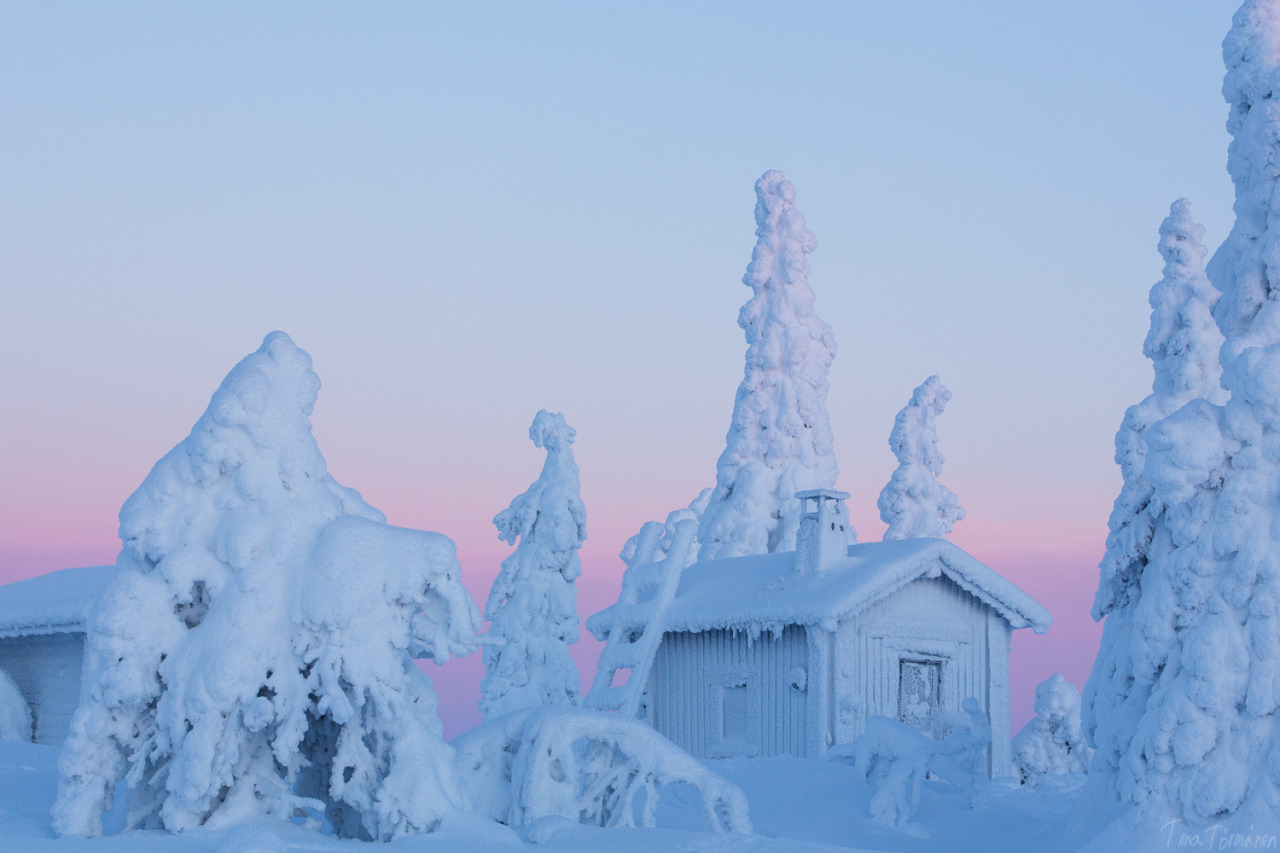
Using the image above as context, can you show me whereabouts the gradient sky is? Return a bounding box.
[0,1,1244,736]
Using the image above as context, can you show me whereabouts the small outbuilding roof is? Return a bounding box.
[0,565,117,639]
[588,538,1051,639]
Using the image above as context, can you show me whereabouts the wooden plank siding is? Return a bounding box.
[650,626,809,759]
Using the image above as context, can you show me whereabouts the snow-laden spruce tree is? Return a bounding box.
[696,170,849,560]
[876,376,965,540]
[1088,199,1224,625]
[53,332,481,840]
[1084,2,1280,827]
[1082,199,1224,776]
[480,411,587,721]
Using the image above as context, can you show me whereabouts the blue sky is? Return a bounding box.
[0,1,1245,731]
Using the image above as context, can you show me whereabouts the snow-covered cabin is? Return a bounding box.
[0,566,115,744]
[588,491,1050,777]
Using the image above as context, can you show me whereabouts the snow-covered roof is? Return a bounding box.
[0,566,116,639]
[587,538,1051,639]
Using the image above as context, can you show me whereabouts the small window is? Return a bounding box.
[898,658,942,740]
[722,683,751,742]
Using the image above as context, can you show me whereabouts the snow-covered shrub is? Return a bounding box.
[53,332,482,840]
[0,669,31,742]
[825,698,990,828]
[454,707,751,834]
[480,411,587,721]
[1012,675,1091,785]
[1082,3,1280,826]
[696,170,850,560]
[877,376,965,540]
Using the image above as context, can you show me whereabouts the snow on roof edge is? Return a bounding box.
[0,565,117,638]
[587,539,1052,638]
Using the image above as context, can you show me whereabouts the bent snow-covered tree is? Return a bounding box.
[1085,2,1280,827]
[1082,199,1224,776]
[480,410,587,721]
[454,707,751,834]
[876,376,965,540]
[52,332,481,840]
[697,170,849,560]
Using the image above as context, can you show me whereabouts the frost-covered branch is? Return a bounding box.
[454,707,751,834]
[825,698,990,828]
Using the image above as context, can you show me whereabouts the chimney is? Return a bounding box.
[795,489,850,573]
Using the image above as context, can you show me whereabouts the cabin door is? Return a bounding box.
[898,658,942,739]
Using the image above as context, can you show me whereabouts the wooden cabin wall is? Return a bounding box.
[650,625,810,759]
[0,631,86,745]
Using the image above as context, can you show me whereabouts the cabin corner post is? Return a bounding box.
[805,624,832,756]
[986,613,1012,778]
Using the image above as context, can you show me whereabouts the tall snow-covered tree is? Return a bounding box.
[1088,199,1225,625]
[1082,199,1224,777]
[53,332,481,840]
[1084,2,1280,828]
[480,411,587,721]
[876,376,965,540]
[697,170,849,560]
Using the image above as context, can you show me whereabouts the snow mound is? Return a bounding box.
[454,707,751,834]
[481,410,587,721]
[1012,675,1091,786]
[53,331,482,840]
[877,376,965,540]
[0,669,31,742]
[216,824,286,853]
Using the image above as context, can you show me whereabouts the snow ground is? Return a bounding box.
[0,740,1085,852]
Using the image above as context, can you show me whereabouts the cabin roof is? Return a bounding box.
[587,538,1051,639]
[0,565,116,639]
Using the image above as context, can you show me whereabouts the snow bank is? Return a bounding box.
[696,170,849,560]
[481,411,587,721]
[877,376,965,540]
[1012,675,1090,786]
[454,707,751,834]
[53,332,481,840]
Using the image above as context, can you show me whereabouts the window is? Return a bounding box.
[898,658,942,740]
